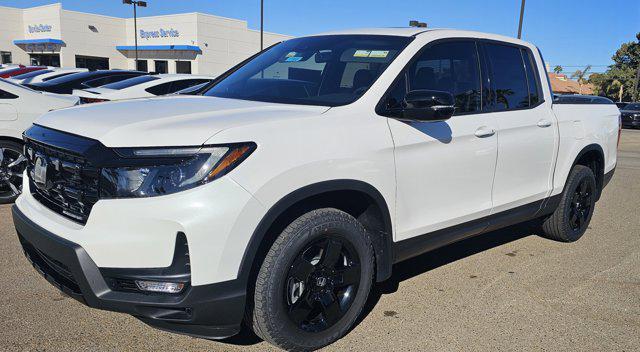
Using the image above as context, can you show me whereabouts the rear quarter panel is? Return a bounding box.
[551,103,619,196]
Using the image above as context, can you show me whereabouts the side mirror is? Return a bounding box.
[401,90,455,121]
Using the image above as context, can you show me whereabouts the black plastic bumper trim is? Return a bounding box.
[603,167,615,190]
[12,205,246,339]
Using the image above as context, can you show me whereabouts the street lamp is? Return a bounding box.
[123,0,147,69]
[517,0,526,39]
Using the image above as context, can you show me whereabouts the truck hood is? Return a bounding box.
[35,95,330,147]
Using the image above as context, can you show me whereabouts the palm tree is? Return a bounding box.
[553,65,563,74]
[608,79,624,102]
[571,65,592,94]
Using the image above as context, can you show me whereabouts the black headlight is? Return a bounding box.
[100,143,255,198]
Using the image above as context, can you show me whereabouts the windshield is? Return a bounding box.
[203,35,413,106]
[100,75,159,90]
[12,69,53,80]
[625,103,640,110]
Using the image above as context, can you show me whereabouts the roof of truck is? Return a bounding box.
[311,27,438,37]
[305,28,533,49]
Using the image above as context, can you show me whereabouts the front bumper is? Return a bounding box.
[622,119,640,128]
[13,205,246,339]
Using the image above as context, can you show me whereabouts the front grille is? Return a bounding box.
[25,139,100,224]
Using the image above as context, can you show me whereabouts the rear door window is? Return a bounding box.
[145,81,174,95]
[0,88,18,99]
[521,48,541,106]
[483,43,530,110]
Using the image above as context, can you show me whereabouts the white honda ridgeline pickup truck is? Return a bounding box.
[13,28,619,350]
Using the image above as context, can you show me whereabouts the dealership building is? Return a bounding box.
[0,3,291,74]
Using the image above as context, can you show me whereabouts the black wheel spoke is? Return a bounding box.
[334,265,359,286]
[569,209,579,229]
[289,257,315,281]
[579,180,588,195]
[320,240,342,267]
[289,293,314,323]
[319,291,342,326]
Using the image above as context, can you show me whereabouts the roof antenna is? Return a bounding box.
[409,20,427,28]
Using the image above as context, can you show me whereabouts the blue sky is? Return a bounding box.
[2,0,638,74]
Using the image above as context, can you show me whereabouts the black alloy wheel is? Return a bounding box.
[251,208,374,351]
[568,178,594,232]
[0,142,27,204]
[541,165,597,242]
[285,237,361,333]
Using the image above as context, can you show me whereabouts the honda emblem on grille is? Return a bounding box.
[33,156,49,190]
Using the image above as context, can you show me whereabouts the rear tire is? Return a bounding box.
[541,165,597,242]
[0,140,26,204]
[251,208,374,351]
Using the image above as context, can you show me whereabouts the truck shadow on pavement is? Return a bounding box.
[218,222,537,346]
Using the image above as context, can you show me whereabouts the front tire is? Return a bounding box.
[541,165,597,242]
[0,140,26,204]
[251,208,374,351]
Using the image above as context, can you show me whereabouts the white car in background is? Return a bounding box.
[72,74,214,103]
[0,78,79,203]
[9,68,88,85]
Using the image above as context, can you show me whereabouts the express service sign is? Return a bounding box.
[28,24,53,33]
[139,28,180,40]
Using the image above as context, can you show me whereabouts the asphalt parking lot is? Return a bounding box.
[1,129,639,351]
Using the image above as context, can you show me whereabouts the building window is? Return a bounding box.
[76,55,109,71]
[29,54,60,67]
[154,60,168,74]
[176,61,192,74]
[136,60,148,72]
[1,51,12,64]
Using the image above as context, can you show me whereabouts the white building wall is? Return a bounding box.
[60,10,127,69]
[196,13,291,75]
[0,6,27,64]
[0,3,292,74]
[21,4,62,41]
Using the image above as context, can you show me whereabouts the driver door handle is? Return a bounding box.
[537,119,552,128]
[475,127,496,138]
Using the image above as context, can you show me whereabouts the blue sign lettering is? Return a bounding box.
[28,24,52,33]
[139,28,180,39]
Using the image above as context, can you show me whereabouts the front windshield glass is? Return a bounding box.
[203,35,413,106]
[625,103,640,110]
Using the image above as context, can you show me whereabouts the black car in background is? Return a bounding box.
[554,94,614,104]
[621,102,640,129]
[24,70,147,94]
[616,102,629,109]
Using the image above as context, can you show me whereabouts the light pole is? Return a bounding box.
[517,0,526,39]
[260,0,264,50]
[123,0,147,69]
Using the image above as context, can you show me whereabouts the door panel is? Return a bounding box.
[490,107,556,212]
[384,40,498,241]
[481,43,556,213]
[389,115,497,240]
